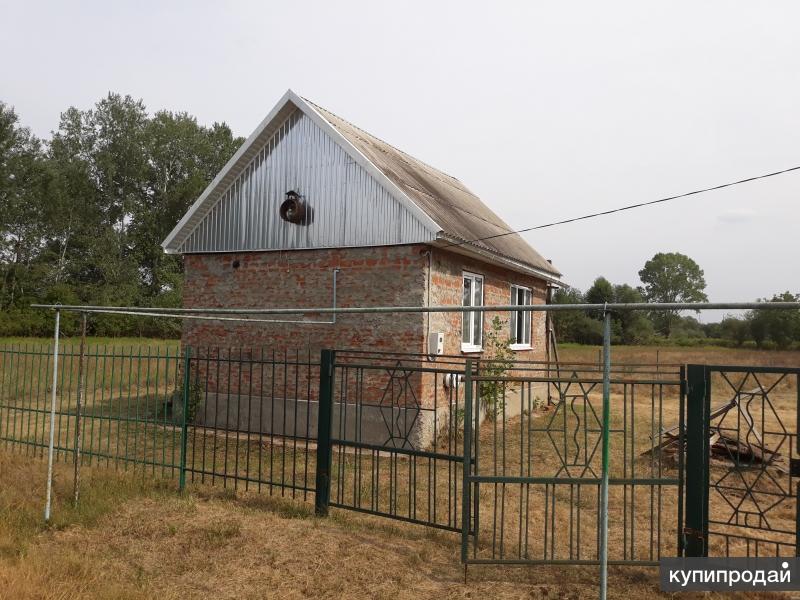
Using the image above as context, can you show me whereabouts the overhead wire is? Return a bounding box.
[442,164,800,250]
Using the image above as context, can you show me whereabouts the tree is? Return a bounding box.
[0,102,55,316]
[480,316,514,419]
[612,283,653,344]
[638,252,708,337]
[766,292,800,349]
[671,315,706,339]
[719,316,749,346]
[747,292,800,350]
[585,276,614,306]
[551,287,604,344]
[584,276,613,322]
[131,113,241,307]
[0,94,243,336]
[748,310,768,348]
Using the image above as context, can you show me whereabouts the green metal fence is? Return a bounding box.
[0,344,322,497]
[328,351,469,531]
[684,364,800,558]
[1,342,694,570]
[0,343,183,474]
[460,360,685,566]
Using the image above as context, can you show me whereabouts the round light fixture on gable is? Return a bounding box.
[280,190,307,225]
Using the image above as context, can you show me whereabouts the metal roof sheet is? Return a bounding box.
[306,100,561,277]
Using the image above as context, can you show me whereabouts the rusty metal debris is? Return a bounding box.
[644,389,787,473]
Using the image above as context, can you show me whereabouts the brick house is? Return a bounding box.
[162,90,562,446]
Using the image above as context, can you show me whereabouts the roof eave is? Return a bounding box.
[432,235,563,285]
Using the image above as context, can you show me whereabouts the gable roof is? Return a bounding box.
[162,90,561,279]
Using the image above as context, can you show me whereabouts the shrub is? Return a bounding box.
[479,316,514,420]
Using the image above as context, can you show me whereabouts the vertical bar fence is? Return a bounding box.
[0,342,711,570]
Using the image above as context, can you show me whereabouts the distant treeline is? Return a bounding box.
[0,94,243,337]
[553,277,800,350]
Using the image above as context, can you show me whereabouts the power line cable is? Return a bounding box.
[443,164,800,250]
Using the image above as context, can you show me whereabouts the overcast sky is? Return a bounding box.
[2,1,799,319]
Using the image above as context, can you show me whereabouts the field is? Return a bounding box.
[0,340,798,598]
[558,343,800,369]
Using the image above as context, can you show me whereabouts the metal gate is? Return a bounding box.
[316,350,468,531]
[461,360,684,566]
[685,364,800,557]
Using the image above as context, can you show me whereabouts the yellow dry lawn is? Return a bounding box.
[558,344,800,369]
[0,452,790,600]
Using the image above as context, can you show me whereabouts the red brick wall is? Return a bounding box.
[182,245,428,403]
[181,245,550,408]
[183,245,428,352]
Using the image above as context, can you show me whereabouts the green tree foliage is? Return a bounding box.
[638,252,708,337]
[551,287,604,344]
[719,316,749,347]
[670,315,706,339]
[0,102,61,334]
[550,267,796,348]
[611,283,654,344]
[585,276,613,306]
[556,279,653,345]
[0,95,243,336]
[747,292,800,350]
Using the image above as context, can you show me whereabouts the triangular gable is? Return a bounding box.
[162,90,441,254]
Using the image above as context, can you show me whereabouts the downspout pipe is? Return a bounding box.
[421,248,434,361]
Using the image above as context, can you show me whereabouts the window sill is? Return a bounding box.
[461,345,483,354]
[509,344,533,351]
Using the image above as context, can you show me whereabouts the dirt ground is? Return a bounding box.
[1,452,791,600]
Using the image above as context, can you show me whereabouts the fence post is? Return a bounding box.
[461,358,474,568]
[73,312,87,506]
[179,346,191,491]
[684,364,710,556]
[44,308,61,523]
[676,365,686,557]
[598,311,611,600]
[315,349,335,516]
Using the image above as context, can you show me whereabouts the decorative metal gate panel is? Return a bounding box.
[462,363,684,566]
[685,365,800,557]
[320,351,468,531]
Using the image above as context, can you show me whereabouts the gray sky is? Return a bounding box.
[2,1,799,318]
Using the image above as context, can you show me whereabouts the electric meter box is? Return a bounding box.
[428,332,444,355]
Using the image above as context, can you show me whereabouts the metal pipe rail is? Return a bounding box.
[29,300,800,318]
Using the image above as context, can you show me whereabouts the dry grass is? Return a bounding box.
[559,344,800,370]
[0,337,179,350]
[1,451,787,600]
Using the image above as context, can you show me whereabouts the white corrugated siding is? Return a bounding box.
[178,110,436,253]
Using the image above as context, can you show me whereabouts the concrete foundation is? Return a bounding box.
[179,380,548,451]
[188,393,442,449]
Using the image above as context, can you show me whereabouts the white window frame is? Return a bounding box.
[510,284,532,350]
[461,272,484,352]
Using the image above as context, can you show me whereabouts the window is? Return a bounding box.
[510,285,532,348]
[461,272,484,351]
